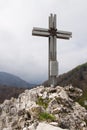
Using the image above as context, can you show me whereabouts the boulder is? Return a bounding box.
[36,122,68,130]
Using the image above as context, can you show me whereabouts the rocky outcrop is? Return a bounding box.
[0,85,87,130]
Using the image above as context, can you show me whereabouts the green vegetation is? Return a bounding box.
[71,62,87,73]
[36,97,56,121]
[77,91,87,109]
[39,112,56,122]
[36,97,50,109]
[77,62,87,70]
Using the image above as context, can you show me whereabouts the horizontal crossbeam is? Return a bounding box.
[56,34,71,39]
[32,27,72,38]
[32,28,72,39]
[57,30,72,36]
[33,27,48,32]
[32,30,50,37]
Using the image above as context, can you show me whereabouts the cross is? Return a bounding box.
[32,14,72,87]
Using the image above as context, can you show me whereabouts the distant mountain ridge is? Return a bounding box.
[43,62,87,91]
[56,62,87,91]
[1,62,87,104]
[0,72,35,88]
[0,85,26,103]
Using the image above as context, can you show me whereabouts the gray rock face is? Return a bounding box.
[0,85,87,130]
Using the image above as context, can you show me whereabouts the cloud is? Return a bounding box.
[0,0,87,83]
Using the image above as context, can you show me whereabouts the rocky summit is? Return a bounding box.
[0,85,87,130]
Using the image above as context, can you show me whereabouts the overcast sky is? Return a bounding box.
[0,0,87,84]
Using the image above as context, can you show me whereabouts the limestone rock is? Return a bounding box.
[29,105,44,119]
[64,85,83,100]
[0,85,87,130]
[50,122,58,127]
[36,122,68,130]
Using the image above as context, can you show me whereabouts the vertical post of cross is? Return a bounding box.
[48,14,58,87]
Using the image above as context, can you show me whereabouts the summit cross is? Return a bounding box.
[32,14,72,86]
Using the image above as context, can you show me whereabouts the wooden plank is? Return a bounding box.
[50,61,58,76]
[33,27,48,32]
[32,30,50,37]
[56,34,71,39]
[57,30,72,36]
[49,16,51,29]
[49,36,54,58]
[53,14,56,29]
[53,36,57,60]
[49,14,54,29]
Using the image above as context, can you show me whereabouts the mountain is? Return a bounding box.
[0,72,35,88]
[56,62,87,91]
[0,72,36,103]
[43,62,87,91]
[0,85,26,103]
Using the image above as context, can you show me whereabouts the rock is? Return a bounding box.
[24,111,31,121]
[48,98,58,108]
[56,86,69,100]
[18,116,25,128]
[48,87,57,93]
[49,93,58,99]
[47,98,63,114]
[80,121,86,127]
[3,128,12,130]
[42,91,48,99]
[0,85,87,130]
[50,122,58,127]
[52,107,61,114]
[29,105,44,119]
[18,109,25,116]
[58,102,87,130]
[28,123,36,130]
[0,107,2,115]
[64,85,83,100]
[23,127,29,130]
[9,105,17,116]
[36,122,68,130]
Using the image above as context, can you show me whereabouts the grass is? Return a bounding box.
[36,97,50,109]
[39,112,56,122]
[77,91,87,109]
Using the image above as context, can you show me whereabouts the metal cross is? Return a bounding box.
[32,14,72,86]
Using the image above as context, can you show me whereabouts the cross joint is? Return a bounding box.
[48,28,57,36]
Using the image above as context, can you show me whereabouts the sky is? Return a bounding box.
[0,0,87,84]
